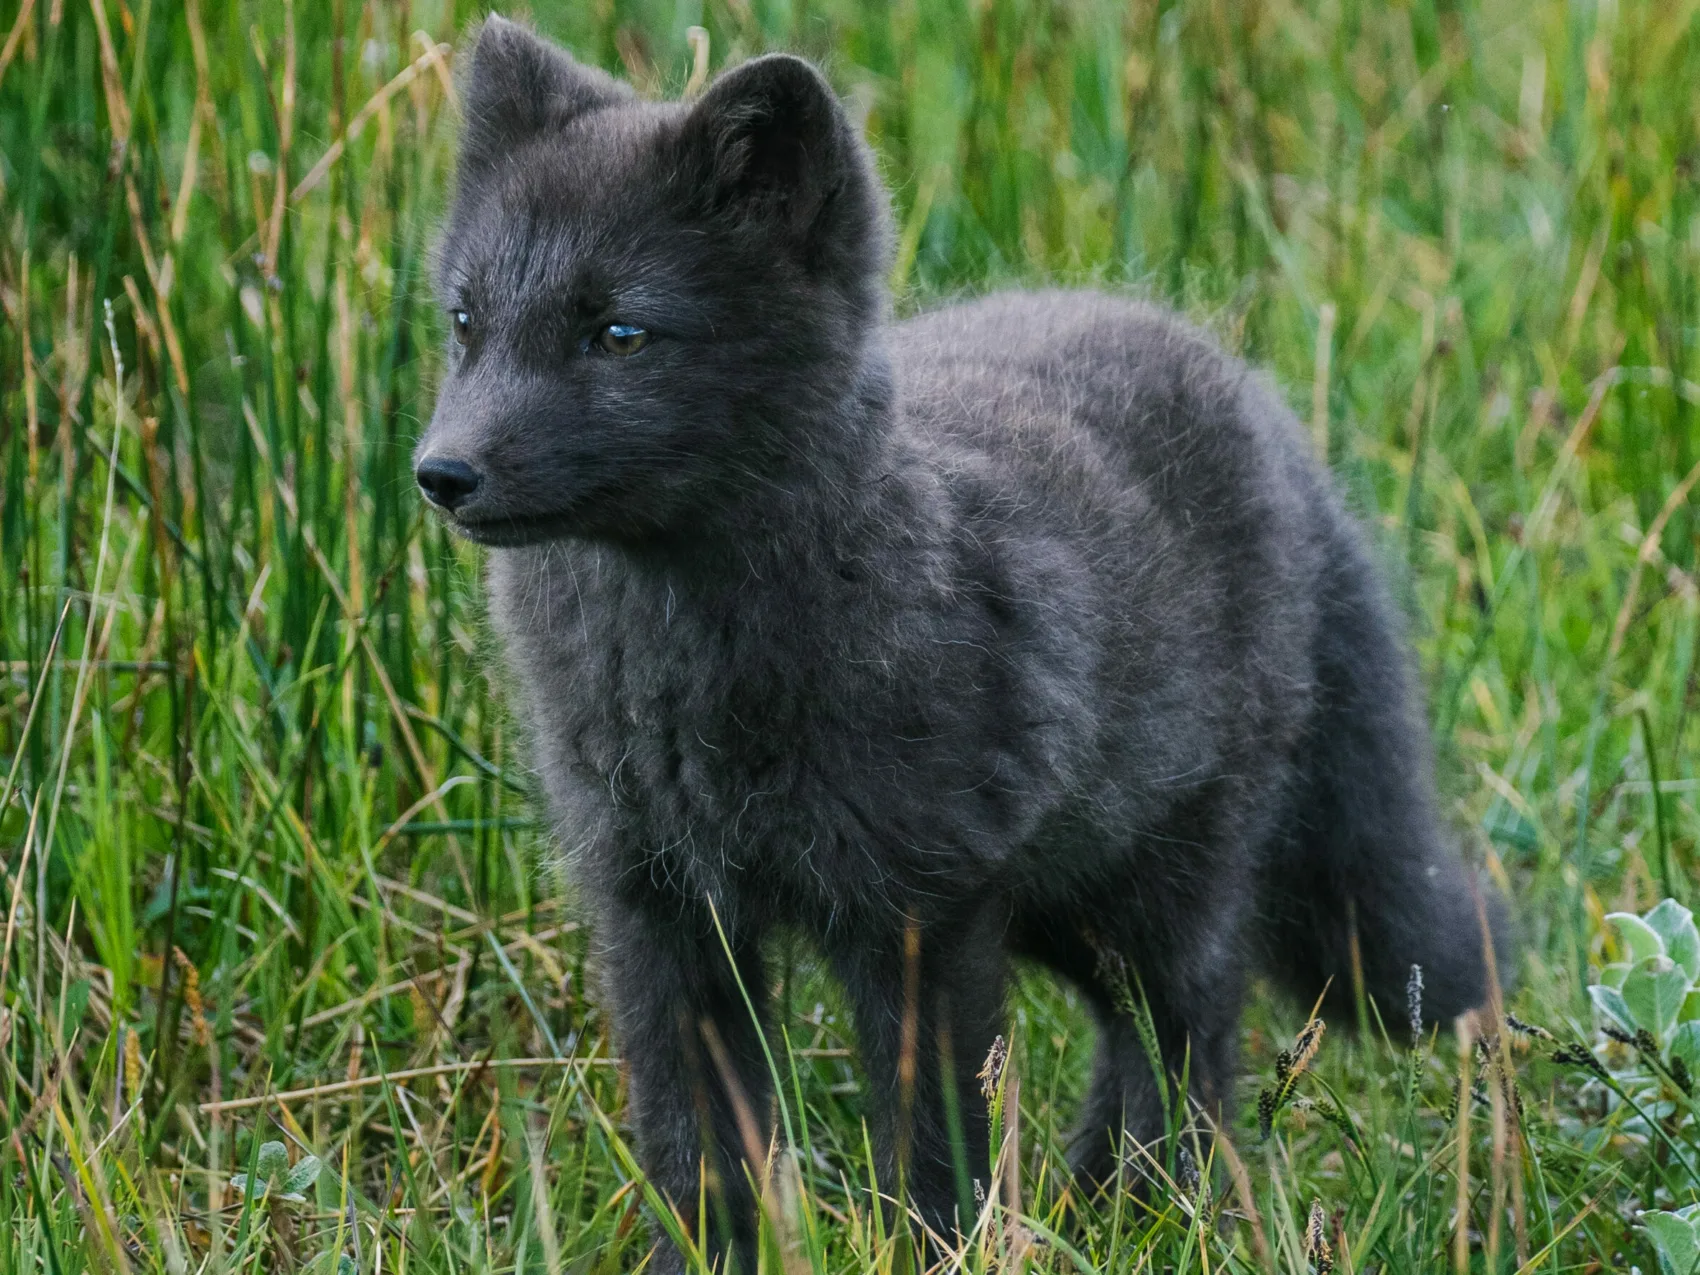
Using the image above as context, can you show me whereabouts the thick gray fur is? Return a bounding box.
[417,17,1508,1271]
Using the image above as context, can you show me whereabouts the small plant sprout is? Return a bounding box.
[231,1140,322,1203]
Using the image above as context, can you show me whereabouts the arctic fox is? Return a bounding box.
[416,17,1506,1270]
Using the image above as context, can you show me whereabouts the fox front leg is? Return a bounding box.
[827,897,1010,1254]
[599,898,773,1275]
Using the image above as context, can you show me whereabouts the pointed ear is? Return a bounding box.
[675,54,874,247]
[458,17,631,175]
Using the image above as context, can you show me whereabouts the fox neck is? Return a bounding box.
[609,343,907,582]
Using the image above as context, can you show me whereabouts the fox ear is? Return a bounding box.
[458,17,630,173]
[676,55,868,242]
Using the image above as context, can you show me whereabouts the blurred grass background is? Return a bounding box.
[1,0,1698,1270]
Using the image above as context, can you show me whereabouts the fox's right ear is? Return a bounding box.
[458,16,630,174]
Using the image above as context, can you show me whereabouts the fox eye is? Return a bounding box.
[595,323,649,356]
[451,310,471,345]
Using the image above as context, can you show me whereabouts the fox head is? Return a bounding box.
[414,18,893,546]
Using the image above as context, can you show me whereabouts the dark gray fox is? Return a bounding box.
[416,17,1507,1270]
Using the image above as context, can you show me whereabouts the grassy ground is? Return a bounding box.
[2,0,1698,1270]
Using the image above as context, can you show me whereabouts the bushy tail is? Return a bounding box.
[1257,522,1510,1029]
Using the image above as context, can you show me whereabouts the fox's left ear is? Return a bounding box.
[458,17,631,178]
[676,55,888,273]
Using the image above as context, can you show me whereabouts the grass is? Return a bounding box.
[1,0,1698,1269]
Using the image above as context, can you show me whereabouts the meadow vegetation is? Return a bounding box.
[1,0,1698,1270]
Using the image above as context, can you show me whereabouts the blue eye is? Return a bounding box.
[595,323,649,356]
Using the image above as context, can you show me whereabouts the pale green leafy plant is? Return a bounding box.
[1591,898,1700,1098]
[1562,896,1700,1198]
[1563,899,1700,1267]
[230,1140,323,1204]
[1641,1203,1700,1275]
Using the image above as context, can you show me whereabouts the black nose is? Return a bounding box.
[416,457,482,511]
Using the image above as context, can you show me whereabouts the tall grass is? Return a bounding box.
[1,0,1697,1270]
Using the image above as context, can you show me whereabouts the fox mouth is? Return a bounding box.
[441,510,577,547]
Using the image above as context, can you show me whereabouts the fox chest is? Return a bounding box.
[489,548,1084,918]
[571,665,798,844]
[559,668,902,923]
[493,586,843,899]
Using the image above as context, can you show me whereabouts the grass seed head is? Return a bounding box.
[1305,1198,1333,1274]
[1406,963,1424,1045]
[1177,1142,1199,1195]
[979,1033,1008,1101]
[1670,1054,1694,1097]
[1550,1043,1607,1076]
[1290,1017,1325,1077]
[124,1024,143,1101]
[174,947,209,1047]
[1257,1086,1278,1140]
[1505,1013,1555,1043]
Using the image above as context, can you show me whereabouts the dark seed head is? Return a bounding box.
[1305,1199,1334,1273]
[1177,1143,1199,1195]
[1505,1014,1554,1043]
[1669,1056,1693,1097]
